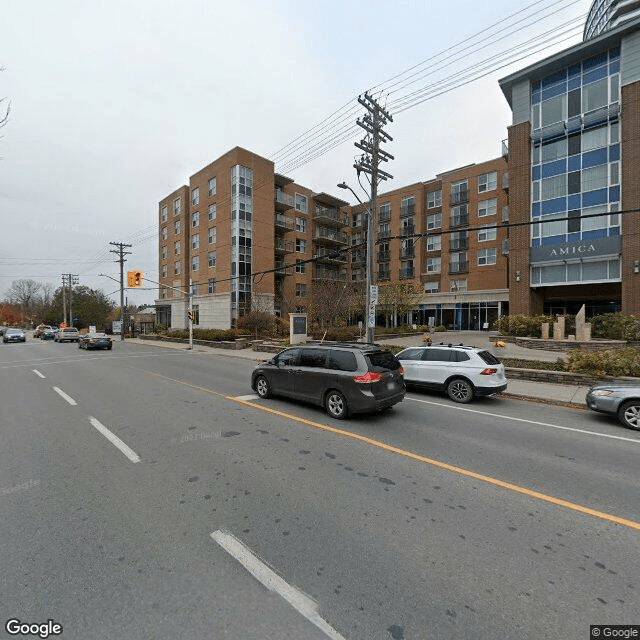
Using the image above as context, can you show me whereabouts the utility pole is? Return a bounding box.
[109,242,132,341]
[61,274,79,326]
[353,92,393,343]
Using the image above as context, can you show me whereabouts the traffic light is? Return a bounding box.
[127,270,143,288]
[187,310,194,322]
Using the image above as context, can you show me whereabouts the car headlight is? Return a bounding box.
[590,389,614,397]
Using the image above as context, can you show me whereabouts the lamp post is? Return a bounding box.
[338,181,376,343]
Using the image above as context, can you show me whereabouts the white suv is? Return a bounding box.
[396,343,507,403]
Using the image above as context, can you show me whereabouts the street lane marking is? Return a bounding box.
[32,369,46,379]
[52,386,77,406]
[0,351,187,370]
[229,395,640,533]
[211,530,346,640]
[88,417,141,463]
[406,395,640,444]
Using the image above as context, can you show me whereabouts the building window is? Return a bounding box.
[295,194,307,213]
[173,198,181,215]
[208,251,216,268]
[192,212,199,228]
[295,259,306,274]
[424,282,439,293]
[161,264,167,278]
[191,187,200,206]
[208,204,217,221]
[161,227,168,241]
[296,238,307,253]
[161,205,168,222]
[451,180,468,204]
[208,278,216,294]
[191,305,200,326]
[191,282,198,296]
[174,261,181,275]
[400,260,414,279]
[208,177,216,197]
[427,190,442,208]
[174,220,180,235]
[352,212,364,227]
[427,213,441,229]
[208,227,216,244]
[478,198,497,217]
[478,224,497,242]
[426,257,441,273]
[192,234,200,250]
[174,241,180,255]
[426,235,441,252]
[162,245,167,259]
[295,217,307,232]
[400,196,415,217]
[379,222,390,238]
[379,203,391,221]
[478,248,497,266]
[191,256,199,271]
[295,283,307,298]
[450,279,467,292]
[478,172,497,193]
[161,286,168,299]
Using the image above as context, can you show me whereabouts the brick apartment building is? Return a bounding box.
[156,6,640,330]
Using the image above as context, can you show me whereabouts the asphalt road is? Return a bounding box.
[1,338,638,640]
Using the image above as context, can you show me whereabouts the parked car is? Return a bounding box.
[54,327,80,343]
[3,328,26,343]
[251,342,405,419]
[0,326,8,336]
[78,332,113,350]
[34,324,54,338]
[41,328,56,340]
[586,382,640,430]
[396,343,507,403]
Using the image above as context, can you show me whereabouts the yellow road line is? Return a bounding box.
[229,396,640,533]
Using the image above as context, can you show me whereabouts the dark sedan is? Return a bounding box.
[586,382,640,430]
[3,328,26,343]
[78,332,113,350]
[41,329,56,340]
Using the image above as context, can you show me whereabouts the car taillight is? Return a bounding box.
[480,368,498,375]
[397,366,404,376]
[353,371,383,383]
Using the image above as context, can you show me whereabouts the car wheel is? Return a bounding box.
[447,378,474,403]
[78,342,82,349]
[254,375,271,398]
[617,400,640,430]
[325,390,348,419]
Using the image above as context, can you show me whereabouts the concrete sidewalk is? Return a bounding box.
[125,334,590,410]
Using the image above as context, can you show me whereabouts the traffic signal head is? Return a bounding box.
[187,310,193,322]
[127,270,143,288]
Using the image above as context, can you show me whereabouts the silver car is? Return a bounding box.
[3,328,26,343]
[586,382,640,430]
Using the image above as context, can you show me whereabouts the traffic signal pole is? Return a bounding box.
[110,242,132,341]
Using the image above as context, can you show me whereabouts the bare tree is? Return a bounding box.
[6,279,42,315]
[378,282,422,328]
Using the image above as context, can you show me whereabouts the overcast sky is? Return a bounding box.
[0,0,591,306]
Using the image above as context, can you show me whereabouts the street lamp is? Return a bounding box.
[338,181,376,343]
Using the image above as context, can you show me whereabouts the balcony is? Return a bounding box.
[399,268,415,280]
[351,252,366,264]
[502,206,509,222]
[275,190,294,211]
[501,139,509,159]
[314,247,347,264]
[399,245,415,259]
[379,209,391,222]
[400,202,416,218]
[400,224,415,237]
[449,238,468,251]
[449,261,469,275]
[275,213,295,231]
[379,228,391,240]
[450,190,469,206]
[314,205,349,227]
[450,214,469,228]
[378,268,391,281]
[313,266,347,282]
[314,226,349,245]
[274,238,294,254]
[274,261,293,277]
[502,172,509,191]
[378,250,390,262]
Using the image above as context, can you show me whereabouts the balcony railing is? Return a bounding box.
[275,190,294,210]
[400,224,415,237]
[275,213,295,231]
[275,238,294,253]
[449,238,468,251]
[378,269,391,281]
[379,209,391,222]
[378,250,390,262]
[449,261,469,274]
[450,190,469,206]
[450,214,469,227]
[314,227,348,244]
[314,205,349,227]
[502,172,509,191]
[399,268,415,280]
[379,229,391,239]
[313,266,347,281]
[399,246,415,259]
[314,248,347,263]
[400,203,415,218]
[351,252,365,264]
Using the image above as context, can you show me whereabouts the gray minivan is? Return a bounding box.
[251,343,405,419]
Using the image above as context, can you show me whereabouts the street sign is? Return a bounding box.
[369,285,379,305]
[368,303,376,328]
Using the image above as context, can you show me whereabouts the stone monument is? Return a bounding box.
[575,304,592,342]
[553,316,565,341]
